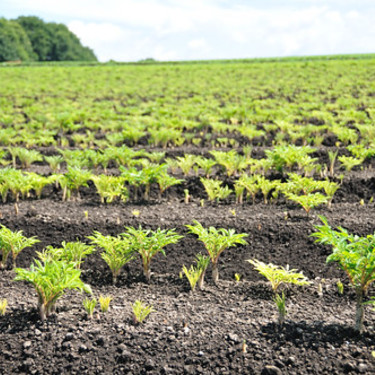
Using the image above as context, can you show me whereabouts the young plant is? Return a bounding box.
[99,295,113,312]
[14,260,92,321]
[0,225,39,269]
[195,157,216,178]
[83,297,97,319]
[200,178,232,202]
[88,231,135,285]
[132,300,155,324]
[285,192,328,215]
[125,226,183,282]
[91,175,127,204]
[186,220,248,284]
[156,173,183,199]
[338,155,364,173]
[0,298,7,315]
[41,241,95,269]
[44,155,64,173]
[311,216,375,332]
[58,167,92,201]
[248,259,309,325]
[181,253,210,292]
[328,149,338,177]
[176,154,196,176]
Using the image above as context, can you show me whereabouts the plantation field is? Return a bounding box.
[1,57,375,374]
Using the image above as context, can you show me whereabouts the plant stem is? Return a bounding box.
[355,288,364,333]
[212,262,219,284]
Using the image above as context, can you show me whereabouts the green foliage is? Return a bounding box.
[83,297,97,318]
[285,192,328,214]
[39,241,95,269]
[186,220,248,284]
[210,150,247,176]
[88,231,135,285]
[181,253,210,291]
[91,175,127,204]
[248,259,309,293]
[16,16,97,61]
[99,295,113,312]
[0,225,39,269]
[125,226,183,282]
[338,155,364,172]
[0,18,35,61]
[156,173,183,198]
[248,259,309,325]
[14,259,92,321]
[58,167,92,201]
[311,215,375,332]
[200,178,232,202]
[132,300,155,324]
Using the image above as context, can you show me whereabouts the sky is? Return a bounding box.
[1,0,375,62]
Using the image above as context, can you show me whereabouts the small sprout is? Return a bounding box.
[337,280,344,295]
[132,209,140,217]
[360,199,365,206]
[230,209,236,217]
[317,282,323,297]
[83,297,97,319]
[184,189,190,204]
[0,298,7,315]
[370,197,374,204]
[242,339,247,353]
[200,199,205,207]
[99,295,113,312]
[283,211,288,221]
[372,351,375,359]
[234,273,241,282]
[132,300,154,324]
[84,210,89,220]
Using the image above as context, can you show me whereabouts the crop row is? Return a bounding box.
[1,217,375,333]
[1,60,375,150]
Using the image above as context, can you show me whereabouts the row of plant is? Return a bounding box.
[1,142,374,176]
[1,217,375,332]
[1,60,375,150]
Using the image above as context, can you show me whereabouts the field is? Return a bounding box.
[1,57,375,374]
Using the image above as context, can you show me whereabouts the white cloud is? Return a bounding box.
[2,0,375,61]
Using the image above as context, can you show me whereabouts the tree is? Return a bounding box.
[0,18,35,61]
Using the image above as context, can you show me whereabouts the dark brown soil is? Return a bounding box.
[1,150,375,374]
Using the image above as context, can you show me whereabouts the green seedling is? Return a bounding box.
[15,260,92,321]
[91,175,127,204]
[0,298,7,315]
[312,215,375,332]
[285,192,328,214]
[125,226,183,282]
[132,300,154,324]
[186,220,248,284]
[88,232,135,285]
[39,241,95,269]
[181,253,210,291]
[0,225,39,269]
[248,259,309,325]
[235,273,241,282]
[83,297,97,319]
[200,178,232,202]
[99,295,113,312]
[337,280,344,295]
[338,155,364,172]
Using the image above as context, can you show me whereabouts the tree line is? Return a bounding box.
[0,16,97,62]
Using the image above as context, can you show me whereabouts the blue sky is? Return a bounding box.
[2,0,375,62]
